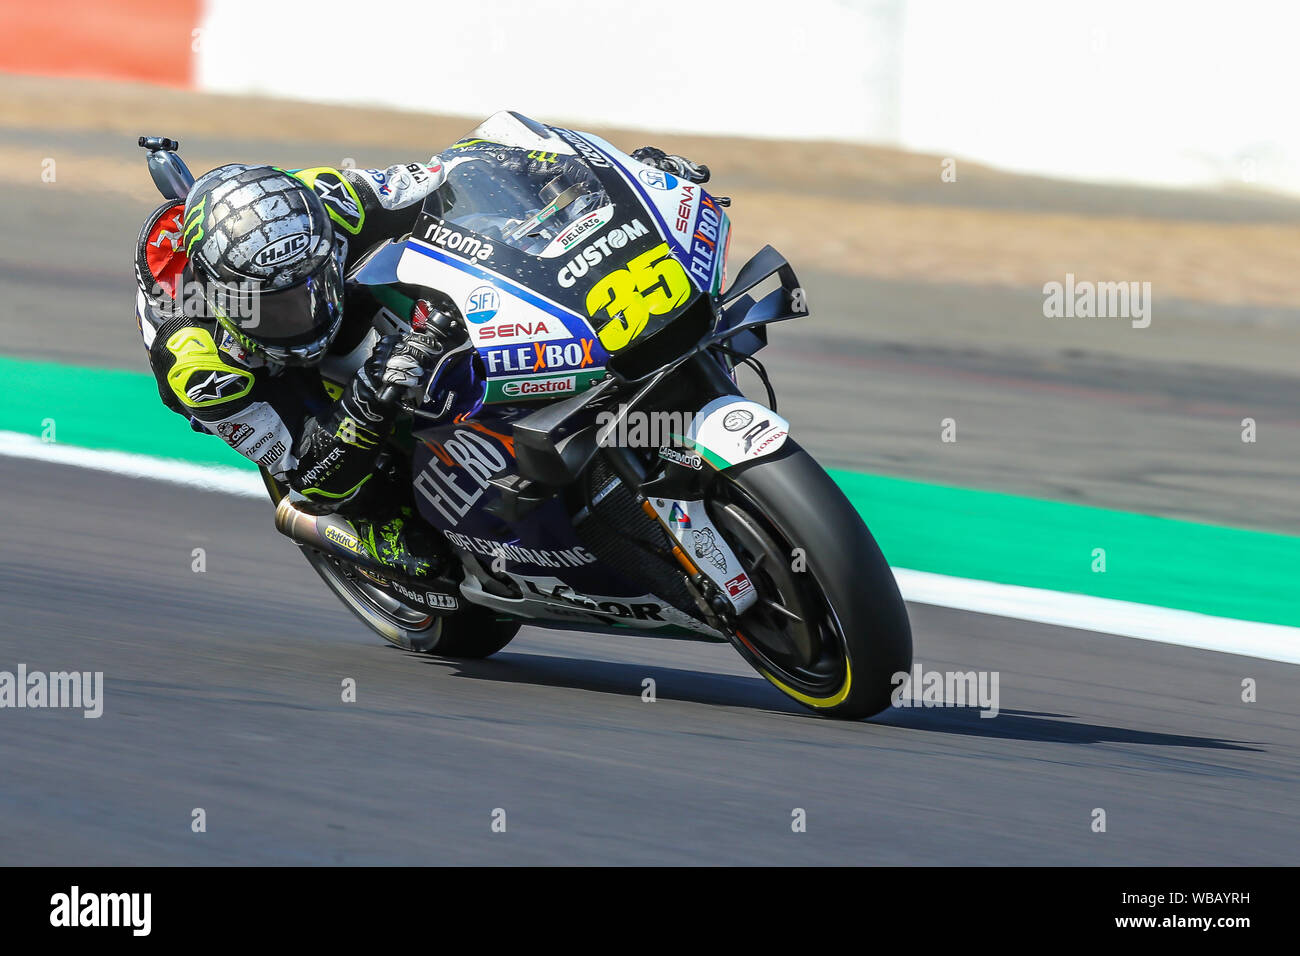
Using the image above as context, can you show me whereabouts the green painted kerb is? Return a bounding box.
[1,355,261,469]
[828,469,1299,630]
[3,355,1297,628]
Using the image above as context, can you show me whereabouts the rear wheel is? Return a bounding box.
[708,443,911,719]
[264,469,520,657]
[301,547,442,651]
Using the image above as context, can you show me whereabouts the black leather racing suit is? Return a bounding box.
[133,146,583,515]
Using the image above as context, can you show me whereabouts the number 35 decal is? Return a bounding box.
[586,242,691,351]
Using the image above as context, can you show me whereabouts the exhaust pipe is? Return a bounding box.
[274,497,395,575]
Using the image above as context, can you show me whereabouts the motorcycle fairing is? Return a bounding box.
[393,112,730,403]
[397,242,611,403]
[556,129,731,297]
[409,406,719,637]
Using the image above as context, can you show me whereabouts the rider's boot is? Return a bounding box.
[346,504,447,580]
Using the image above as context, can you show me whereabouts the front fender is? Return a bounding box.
[686,397,790,470]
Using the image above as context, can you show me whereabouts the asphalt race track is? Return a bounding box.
[1,149,1298,865]
[2,458,1297,864]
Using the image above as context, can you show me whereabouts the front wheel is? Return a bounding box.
[709,443,912,719]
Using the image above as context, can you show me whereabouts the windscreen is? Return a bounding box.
[429,153,610,258]
[402,113,708,363]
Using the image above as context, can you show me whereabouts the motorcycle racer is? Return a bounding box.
[133,139,708,580]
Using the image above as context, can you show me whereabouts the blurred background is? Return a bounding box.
[2,0,1297,534]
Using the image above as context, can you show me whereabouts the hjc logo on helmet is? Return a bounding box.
[253,233,310,267]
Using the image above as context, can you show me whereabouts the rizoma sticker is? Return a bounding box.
[556,219,650,288]
[417,218,494,261]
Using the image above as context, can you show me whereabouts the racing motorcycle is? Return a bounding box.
[140,112,911,719]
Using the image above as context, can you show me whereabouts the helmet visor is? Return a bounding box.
[206,246,345,364]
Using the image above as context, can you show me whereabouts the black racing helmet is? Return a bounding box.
[181,164,344,365]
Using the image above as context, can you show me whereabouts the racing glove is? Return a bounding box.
[289,310,470,505]
[454,141,589,184]
[631,146,710,184]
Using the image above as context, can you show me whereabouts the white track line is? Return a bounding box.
[894,569,1298,665]
[3,430,1297,664]
[0,431,264,497]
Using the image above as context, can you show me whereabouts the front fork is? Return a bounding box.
[597,443,744,634]
[595,350,769,631]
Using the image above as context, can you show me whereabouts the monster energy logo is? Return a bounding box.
[336,418,380,449]
[182,196,206,248]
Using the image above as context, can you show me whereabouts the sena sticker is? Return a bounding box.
[471,318,568,345]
